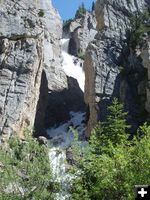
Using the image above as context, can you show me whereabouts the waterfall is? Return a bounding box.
[61,39,85,91]
[61,38,70,53]
[47,37,86,200]
[47,112,86,200]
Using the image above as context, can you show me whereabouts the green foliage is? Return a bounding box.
[75,3,86,18]
[118,65,124,72]
[127,0,131,4]
[70,99,150,200]
[92,2,95,11]
[38,9,44,17]
[77,49,85,60]
[90,98,130,155]
[130,9,150,49]
[63,19,73,30]
[0,130,54,200]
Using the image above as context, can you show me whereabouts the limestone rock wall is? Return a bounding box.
[63,11,97,56]
[39,0,67,91]
[141,37,150,118]
[84,0,148,136]
[0,0,67,139]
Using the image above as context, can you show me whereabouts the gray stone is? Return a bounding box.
[63,11,97,56]
[141,37,150,115]
[37,136,48,146]
[84,0,148,136]
[0,0,67,137]
[44,76,85,128]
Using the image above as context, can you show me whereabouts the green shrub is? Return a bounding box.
[0,130,54,200]
[38,9,44,17]
[130,9,150,49]
[77,49,85,60]
[127,0,131,4]
[63,19,73,30]
[70,99,150,200]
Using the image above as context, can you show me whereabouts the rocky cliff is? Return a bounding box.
[141,36,150,119]
[63,11,97,57]
[0,0,150,140]
[0,0,67,139]
[84,0,150,136]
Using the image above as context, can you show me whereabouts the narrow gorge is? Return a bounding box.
[0,0,150,199]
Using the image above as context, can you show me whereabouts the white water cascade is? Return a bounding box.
[47,38,86,200]
[61,38,85,91]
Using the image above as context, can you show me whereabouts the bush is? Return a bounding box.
[127,0,131,4]
[63,19,73,30]
[38,9,44,17]
[129,9,150,49]
[77,49,85,60]
[70,99,150,200]
[0,130,54,200]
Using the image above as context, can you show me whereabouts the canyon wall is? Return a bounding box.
[141,37,150,119]
[0,0,67,139]
[0,0,150,140]
[84,0,149,136]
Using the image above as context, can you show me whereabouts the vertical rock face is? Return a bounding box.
[63,11,97,56]
[33,0,68,136]
[84,0,148,136]
[0,0,67,138]
[141,37,150,117]
[39,0,67,91]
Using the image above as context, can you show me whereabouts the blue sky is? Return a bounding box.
[52,0,96,20]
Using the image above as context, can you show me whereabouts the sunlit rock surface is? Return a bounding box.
[84,0,149,136]
[0,0,67,138]
[63,11,97,56]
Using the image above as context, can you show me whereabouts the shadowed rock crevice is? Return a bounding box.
[44,76,85,129]
[69,36,77,56]
[97,67,148,133]
[34,70,48,137]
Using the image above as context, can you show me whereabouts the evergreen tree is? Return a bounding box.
[70,99,150,200]
[75,3,86,18]
[129,9,150,48]
[92,2,95,11]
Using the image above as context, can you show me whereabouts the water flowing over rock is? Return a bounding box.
[0,0,150,199]
[47,111,86,200]
[63,11,97,57]
[84,0,149,136]
[44,38,85,129]
[0,0,67,138]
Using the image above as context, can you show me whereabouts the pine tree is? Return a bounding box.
[70,99,150,200]
[91,98,130,155]
[102,98,130,144]
[92,2,95,11]
[75,3,86,18]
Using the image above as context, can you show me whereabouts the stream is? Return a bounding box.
[47,38,85,200]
